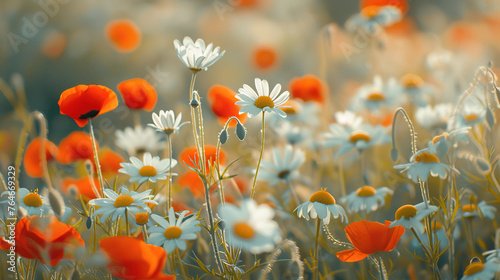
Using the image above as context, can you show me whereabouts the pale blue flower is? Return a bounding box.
[324,123,390,155]
[346,6,402,35]
[89,187,156,223]
[147,207,201,253]
[340,186,393,214]
[218,200,282,254]
[390,201,438,234]
[295,190,348,225]
[258,145,305,186]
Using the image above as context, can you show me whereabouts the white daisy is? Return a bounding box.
[461,258,500,280]
[235,78,290,118]
[389,201,438,233]
[115,126,166,156]
[323,123,390,155]
[2,188,52,216]
[340,186,393,213]
[218,200,282,254]
[295,189,348,225]
[415,103,454,130]
[148,110,189,136]
[258,145,305,186]
[173,36,225,71]
[334,110,363,128]
[461,201,496,220]
[119,152,177,185]
[346,6,402,35]
[147,207,201,253]
[89,187,156,223]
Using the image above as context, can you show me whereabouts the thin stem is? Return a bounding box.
[359,150,368,185]
[196,92,207,176]
[167,135,173,212]
[203,177,223,273]
[125,209,130,236]
[313,218,321,280]
[176,248,188,280]
[30,259,38,280]
[378,257,387,280]
[133,111,141,127]
[411,227,432,259]
[34,112,53,190]
[188,73,202,169]
[89,119,105,196]
[250,112,266,199]
[15,112,35,205]
[339,155,346,197]
[142,225,148,242]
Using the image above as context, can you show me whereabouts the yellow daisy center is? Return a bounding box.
[395,205,418,220]
[163,127,175,134]
[463,262,484,276]
[233,222,255,239]
[309,190,336,205]
[139,165,157,177]
[356,186,376,197]
[464,114,479,123]
[114,194,134,207]
[402,74,424,88]
[367,92,385,101]
[164,226,183,239]
[278,170,290,179]
[254,96,274,109]
[349,130,371,143]
[462,204,477,213]
[135,212,149,225]
[361,6,380,18]
[414,152,440,163]
[146,202,157,211]
[281,107,296,114]
[23,193,43,207]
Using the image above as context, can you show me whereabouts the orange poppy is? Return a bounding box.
[207,85,247,126]
[178,171,209,198]
[0,216,85,266]
[58,85,118,127]
[360,0,408,14]
[252,46,278,70]
[24,138,58,178]
[100,236,174,280]
[336,220,405,262]
[61,177,101,201]
[117,78,157,111]
[56,132,95,164]
[289,75,327,104]
[106,19,142,52]
[99,148,124,174]
[179,145,226,171]
[172,200,193,214]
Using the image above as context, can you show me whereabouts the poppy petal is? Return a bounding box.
[336,248,369,262]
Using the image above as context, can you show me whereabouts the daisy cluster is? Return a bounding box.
[3,0,500,280]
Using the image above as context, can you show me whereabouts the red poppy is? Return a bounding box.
[336,220,405,262]
[0,216,85,266]
[289,75,327,104]
[100,236,174,280]
[106,19,142,53]
[99,148,124,174]
[117,78,157,111]
[360,0,408,14]
[179,145,226,171]
[61,177,101,201]
[207,85,247,126]
[24,138,58,178]
[178,171,209,198]
[56,132,95,164]
[252,46,278,70]
[58,85,118,127]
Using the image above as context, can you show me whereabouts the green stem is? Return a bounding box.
[203,177,224,273]
[313,218,321,280]
[188,72,202,170]
[411,227,432,259]
[34,112,53,190]
[167,135,173,212]
[339,155,346,197]
[196,92,207,176]
[250,112,266,199]
[125,209,130,236]
[30,259,38,280]
[89,119,105,196]
[142,225,148,242]
[176,248,188,279]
